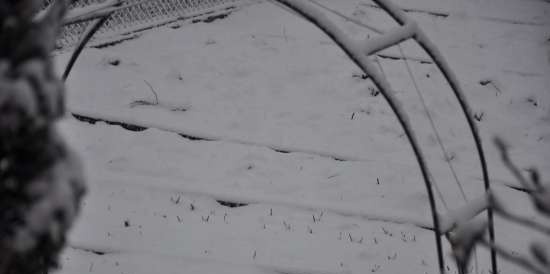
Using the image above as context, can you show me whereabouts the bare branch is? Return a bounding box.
[494,137,533,190]
[143,80,159,105]
[491,194,550,236]
[480,238,547,274]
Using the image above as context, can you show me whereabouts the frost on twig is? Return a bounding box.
[0,1,86,274]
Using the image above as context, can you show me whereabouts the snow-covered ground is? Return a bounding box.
[53,0,549,273]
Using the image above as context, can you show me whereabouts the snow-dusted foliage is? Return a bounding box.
[0,1,86,273]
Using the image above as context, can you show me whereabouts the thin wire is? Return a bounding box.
[374,55,450,211]
[397,44,478,274]
[271,1,446,270]
[310,0,468,204]
[306,0,384,34]
[309,0,457,211]
[397,45,468,202]
[314,0,470,204]
[374,56,450,211]
[310,0,468,203]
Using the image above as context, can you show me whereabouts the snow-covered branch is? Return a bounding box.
[446,139,550,274]
[480,238,548,274]
[439,194,490,234]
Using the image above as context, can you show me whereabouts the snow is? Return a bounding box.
[63,0,122,24]
[51,0,550,273]
[361,21,417,55]
[438,194,489,233]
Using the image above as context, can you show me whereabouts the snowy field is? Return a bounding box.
[53,0,549,273]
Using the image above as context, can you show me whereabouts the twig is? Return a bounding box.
[143,80,159,105]
[480,238,547,274]
[492,198,550,236]
[494,137,533,191]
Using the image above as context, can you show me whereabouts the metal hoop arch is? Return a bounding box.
[59,1,496,273]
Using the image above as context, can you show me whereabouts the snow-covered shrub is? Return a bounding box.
[0,1,86,273]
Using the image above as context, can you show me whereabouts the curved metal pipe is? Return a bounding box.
[415,30,496,274]
[63,15,111,81]
[370,0,497,272]
[270,0,446,272]
[58,1,495,273]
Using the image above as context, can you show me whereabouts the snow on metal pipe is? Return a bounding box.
[371,0,409,25]
[361,21,417,56]
[270,0,445,272]
[62,0,122,24]
[439,194,490,234]
[369,0,497,272]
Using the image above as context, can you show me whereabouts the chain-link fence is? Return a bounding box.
[46,0,243,48]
